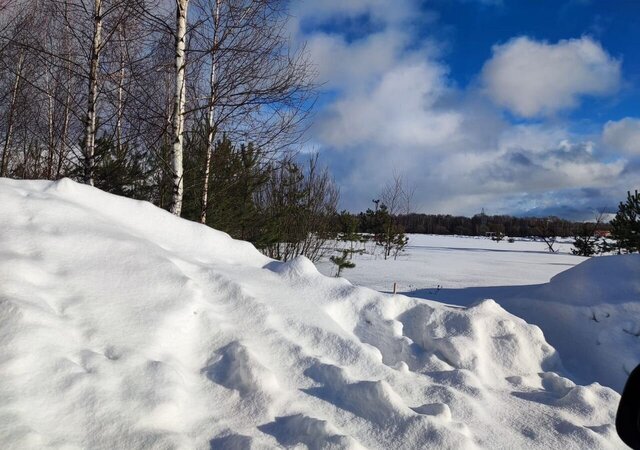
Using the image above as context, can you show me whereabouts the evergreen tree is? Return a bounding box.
[337,210,360,242]
[73,136,154,201]
[571,213,606,257]
[330,250,356,277]
[390,232,409,259]
[572,235,599,257]
[336,210,364,256]
[359,201,407,260]
[611,190,640,253]
[182,132,270,243]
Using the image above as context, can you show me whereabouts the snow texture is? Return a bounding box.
[0,178,627,449]
[321,234,640,393]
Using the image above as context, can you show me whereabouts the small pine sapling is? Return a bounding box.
[572,235,599,256]
[572,211,606,257]
[391,233,409,259]
[330,250,356,277]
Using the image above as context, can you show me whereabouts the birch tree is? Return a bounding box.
[200,0,220,223]
[169,0,190,215]
[83,0,104,185]
[189,0,315,223]
[0,0,316,227]
[0,50,24,176]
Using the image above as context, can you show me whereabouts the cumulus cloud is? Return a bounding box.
[426,125,625,208]
[316,63,462,149]
[602,118,640,155]
[304,30,409,92]
[481,36,621,117]
[434,138,632,220]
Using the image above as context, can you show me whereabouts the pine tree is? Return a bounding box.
[391,233,409,259]
[336,210,363,255]
[359,200,408,260]
[611,190,640,253]
[330,250,356,277]
[571,212,607,257]
[572,236,599,257]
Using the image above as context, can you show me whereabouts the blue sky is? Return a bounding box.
[290,0,640,219]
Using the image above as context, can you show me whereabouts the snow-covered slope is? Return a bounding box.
[496,254,640,392]
[329,234,639,393]
[0,179,626,449]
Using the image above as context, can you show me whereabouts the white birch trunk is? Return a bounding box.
[83,0,103,186]
[46,78,55,178]
[115,24,126,158]
[200,0,221,224]
[170,0,190,216]
[58,86,71,178]
[1,51,25,177]
[57,0,72,178]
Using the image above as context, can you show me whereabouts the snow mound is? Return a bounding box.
[399,299,559,378]
[0,178,626,449]
[491,254,640,392]
[266,255,321,278]
[543,254,640,306]
[258,414,362,450]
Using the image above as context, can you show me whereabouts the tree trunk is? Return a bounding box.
[83,0,103,186]
[56,0,72,179]
[46,73,56,179]
[1,51,25,177]
[200,0,220,224]
[115,25,126,159]
[58,75,72,178]
[170,0,189,216]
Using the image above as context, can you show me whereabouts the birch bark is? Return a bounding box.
[170,0,190,215]
[0,50,25,177]
[199,0,220,224]
[83,0,103,186]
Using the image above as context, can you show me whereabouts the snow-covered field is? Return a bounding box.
[317,234,584,293]
[0,179,635,449]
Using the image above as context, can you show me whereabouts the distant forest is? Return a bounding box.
[352,212,609,238]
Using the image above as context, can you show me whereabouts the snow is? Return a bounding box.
[0,178,628,449]
[480,255,640,392]
[317,234,583,293]
[319,234,640,393]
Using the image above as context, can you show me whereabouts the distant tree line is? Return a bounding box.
[340,212,606,238]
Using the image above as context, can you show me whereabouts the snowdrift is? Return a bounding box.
[0,179,626,449]
[497,254,640,392]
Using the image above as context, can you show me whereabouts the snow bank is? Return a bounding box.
[0,178,626,449]
[541,254,640,306]
[496,254,640,392]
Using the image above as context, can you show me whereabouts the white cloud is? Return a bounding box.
[316,63,462,149]
[481,36,621,117]
[305,30,409,92]
[443,127,621,193]
[602,118,640,155]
